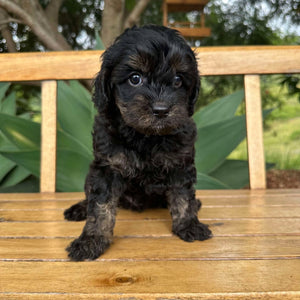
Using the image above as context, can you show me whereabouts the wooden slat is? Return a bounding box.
[195,46,300,76]
[1,218,299,238]
[166,0,209,12]
[0,46,299,81]
[1,292,299,300]
[40,80,57,193]
[0,192,85,201]
[0,236,299,261]
[171,27,211,37]
[0,260,299,295]
[1,199,298,211]
[0,51,102,81]
[244,75,266,189]
[0,189,300,201]
[1,206,300,222]
[1,198,299,210]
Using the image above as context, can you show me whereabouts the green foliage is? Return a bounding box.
[279,75,300,103]
[194,90,249,189]
[0,81,94,192]
[94,30,106,50]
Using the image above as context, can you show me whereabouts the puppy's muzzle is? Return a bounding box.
[152,102,170,118]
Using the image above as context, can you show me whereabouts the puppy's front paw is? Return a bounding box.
[66,234,110,261]
[64,200,87,221]
[174,217,212,242]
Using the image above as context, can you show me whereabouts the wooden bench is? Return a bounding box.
[0,46,299,299]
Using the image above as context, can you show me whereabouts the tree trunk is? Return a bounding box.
[0,8,17,52]
[123,0,151,29]
[0,0,71,51]
[101,0,125,47]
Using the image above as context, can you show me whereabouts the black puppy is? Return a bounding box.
[64,25,212,261]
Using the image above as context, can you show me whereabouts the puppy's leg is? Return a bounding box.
[64,199,87,221]
[167,188,212,242]
[66,167,123,261]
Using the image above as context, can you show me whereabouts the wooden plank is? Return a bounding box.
[40,80,57,193]
[166,0,209,11]
[1,292,299,300]
[197,189,300,197]
[1,291,299,300]
[0,236,299,261]
[0,51,102,81]
[171,27,211,37]
[1,206,300,222]
[1,199,300,212]
[2,198,300,211]
[0,192,85,201]
[0,46,299,81]
[195,46,300,76]
[1,190,300,202]
[0,190,300,202]
[244,75,266,189]
[0,260,299,294]
[1,218,299,238]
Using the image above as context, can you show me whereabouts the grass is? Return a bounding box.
[229,98,300,170]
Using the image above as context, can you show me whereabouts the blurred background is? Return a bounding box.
[0,0,299,192]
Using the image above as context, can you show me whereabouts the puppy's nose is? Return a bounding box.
[152,103,170,118]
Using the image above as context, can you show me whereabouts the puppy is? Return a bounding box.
[64,25,212,261]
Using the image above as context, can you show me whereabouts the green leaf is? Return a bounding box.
[68,81,94,112]
[194,89,244,128]
[57,81,94,153]
[0,176,39,193]
[0,131,19,151]
[0,155,15,182]
[1,92,16,115]
[195,115,246,174]
[94,30,106,50]
[0,113,92,160]
[56,150,90,192]
[0,151,40,177]
[0,113,40,150]
[57,130,92,160]
[0,82,10,102]
[0,165,31,189]
[195,172,230,189]
[0,149,90,192]
[209,159,249,189]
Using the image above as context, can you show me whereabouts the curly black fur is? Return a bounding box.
[65,25,212,261]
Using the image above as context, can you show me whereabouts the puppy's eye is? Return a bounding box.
[173,75,182,88]
[128,74,143,86]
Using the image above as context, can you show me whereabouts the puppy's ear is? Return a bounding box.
[188,76,200,116]
[92,67,112,112]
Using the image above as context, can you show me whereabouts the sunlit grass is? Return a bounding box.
[229,101,300,170]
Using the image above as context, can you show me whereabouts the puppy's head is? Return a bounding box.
[94,25,200,135]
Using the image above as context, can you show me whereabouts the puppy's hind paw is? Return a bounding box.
[66,234,110,261]
[174,217,212,242]
[64,200,87,221]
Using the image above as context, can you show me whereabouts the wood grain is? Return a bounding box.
[1,260,299,294]
[0,191,299,298]
[1,190,300,202]
[0,236,299,260]
[0,46,299,81]
[1,218,300,238]
[1,206,300,222]
[1,291,299,300]
[40,80,57,193]
[244,75,266,189]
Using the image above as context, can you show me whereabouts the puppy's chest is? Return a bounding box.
[130,138,193,170]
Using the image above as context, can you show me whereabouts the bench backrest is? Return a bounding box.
[0,46,299,192]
